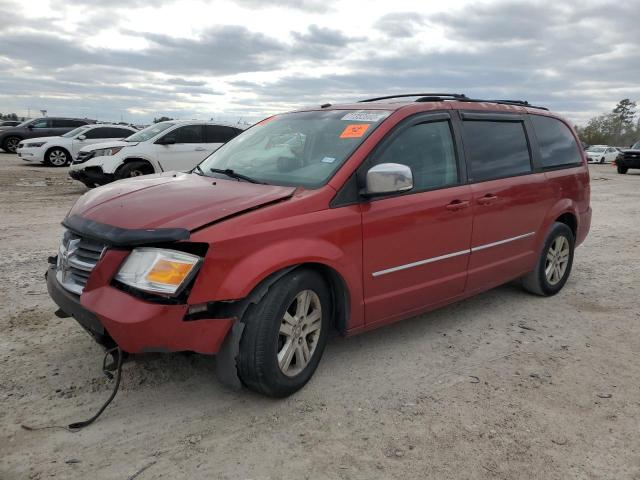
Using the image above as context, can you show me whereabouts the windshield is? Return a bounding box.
[198,109,391,188]
[632,141,640,150]
[62,125,92,138]
[125,122,175,142]
[586,146,605,152]
[17,119,33,127]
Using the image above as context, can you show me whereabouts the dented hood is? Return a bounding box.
[68,172,295,231]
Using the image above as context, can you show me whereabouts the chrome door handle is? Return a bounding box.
[195,147,207,151]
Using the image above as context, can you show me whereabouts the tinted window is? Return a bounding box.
[111,128,135,137]
[167,125,204,143]
[84,127,112,139]
[373,121,458,191]
[463,121,531,181]
[52,119,87,128]
[31,119,49,128]
[531,115,582,168]
[205,125,241,143]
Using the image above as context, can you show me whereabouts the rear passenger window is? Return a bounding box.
[84,127,111,139]
[373,121,458,191]
[110,128,135,138]
[463,121,531,181]
[531,115,582,168]
[205,125,240,143]
[53,119,87,128]
[172,125,204,143]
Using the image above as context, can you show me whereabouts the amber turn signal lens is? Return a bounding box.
[146,259,193,286]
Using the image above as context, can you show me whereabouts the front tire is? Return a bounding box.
[44,148,70,167]
[599,157,605,164]
[2,136,21,153]
[115,161,154,180]
[522,222,575,296]
[237,269,330,397]
[617,165,628,174]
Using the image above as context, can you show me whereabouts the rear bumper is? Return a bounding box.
[46,262,234,355]
[69,166,114,186]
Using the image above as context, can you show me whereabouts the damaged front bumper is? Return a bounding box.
[46,257,235,355]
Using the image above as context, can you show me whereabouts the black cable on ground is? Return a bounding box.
[21,347,124,432]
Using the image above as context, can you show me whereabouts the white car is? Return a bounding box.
[586,145,619,164]
[16,124,137,166]
[68,120,244,187]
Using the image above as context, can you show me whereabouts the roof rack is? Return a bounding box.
[359,93,468,103]
[358,93,548,111]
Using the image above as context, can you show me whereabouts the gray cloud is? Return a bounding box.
[374,12,427,38]
[1,0,638,126]
[232,0,334,12]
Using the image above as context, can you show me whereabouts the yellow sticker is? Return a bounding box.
[340,124,370,138]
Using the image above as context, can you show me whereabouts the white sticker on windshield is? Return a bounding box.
[341,110,390,122]
[321,157,336,163]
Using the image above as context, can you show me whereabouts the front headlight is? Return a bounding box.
[93,146,124,157]
[115,248,201,296]
[26,141,46,148]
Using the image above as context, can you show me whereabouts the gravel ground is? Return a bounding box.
[1,153,639,480]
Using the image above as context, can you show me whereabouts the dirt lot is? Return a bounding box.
[0,153,639,480]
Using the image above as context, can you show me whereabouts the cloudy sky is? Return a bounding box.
[1,0,638,125]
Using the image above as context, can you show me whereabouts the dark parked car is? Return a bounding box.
[0,117,96,153]
[614,140,640,174]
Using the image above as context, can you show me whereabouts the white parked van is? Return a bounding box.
[16,124,137,166]
[68,121,244,187]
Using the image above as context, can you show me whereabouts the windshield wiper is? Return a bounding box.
[209,168,265,184]
[193,164,205,175]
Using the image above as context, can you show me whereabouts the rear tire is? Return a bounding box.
[617,166,628,174]
[522,222,575,297]
[237,269,330,397]
[115,161,154,180]
[2,136,21,153]
[44,147,70,167]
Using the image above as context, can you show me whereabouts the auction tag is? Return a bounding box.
[341,110,390,122]
[321,157,336,163]
[340,124,370,138]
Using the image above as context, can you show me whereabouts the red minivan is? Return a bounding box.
[47,94,591,397]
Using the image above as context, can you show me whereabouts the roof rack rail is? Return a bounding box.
[359,93,468,103]
[358,93,548,111]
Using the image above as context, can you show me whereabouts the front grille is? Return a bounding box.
[56,230,106,295]
[623,152,640,160]
[74,150,95,164]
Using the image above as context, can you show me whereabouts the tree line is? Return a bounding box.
[575,99,639,147]
[0,113,27,121]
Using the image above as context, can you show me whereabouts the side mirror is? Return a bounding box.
[27,125,34,130]
[78,135,86,141]
[158,136,176,145]
[363,163,413,197]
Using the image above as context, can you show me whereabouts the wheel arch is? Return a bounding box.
[114,157,157,176]
[554,211,577,238]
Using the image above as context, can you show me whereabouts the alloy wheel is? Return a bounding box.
[49,150,67,166]
[5,137,19,153]
[277,290,322,377]
[545,236,570,285]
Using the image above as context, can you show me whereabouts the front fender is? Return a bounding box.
[188,237,364,329]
